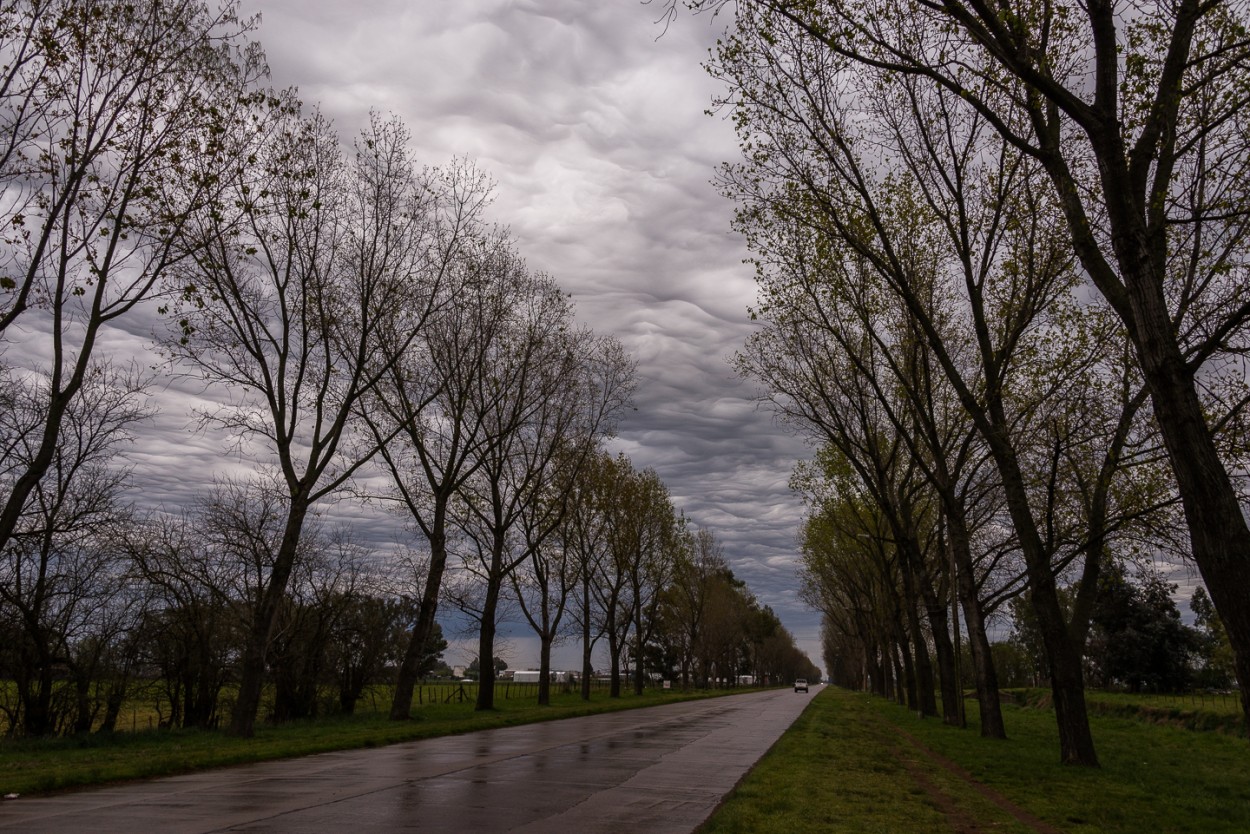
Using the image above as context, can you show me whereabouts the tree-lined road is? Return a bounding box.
[0,689,815,833]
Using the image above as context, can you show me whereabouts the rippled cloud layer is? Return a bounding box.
[121,0,821,667]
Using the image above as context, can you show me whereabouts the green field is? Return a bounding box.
[699,686,1250,833]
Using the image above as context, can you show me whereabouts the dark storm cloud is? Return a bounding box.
[77,0,823,665]
[258,0,824,660]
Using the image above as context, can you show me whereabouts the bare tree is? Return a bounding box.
[510,461,586,706]
[798,482,906,700]
[449,276,634,712]
[564,449,624,699]
[125,477,340,730]
[591,463,681,697]
[714,4,1154,762]
[660,527,728,689]
[167,111,443,737]
[509,348,635,702]
[0,0,267,556]
[124,508,242,730]
[578,454,639,698]
[361,214,527,721]
[326,590,417,715]
[268,531,370,722]
[0,362,150,736]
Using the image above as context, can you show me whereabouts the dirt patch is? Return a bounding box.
[890,725,1062,834]
[889,738,985,834]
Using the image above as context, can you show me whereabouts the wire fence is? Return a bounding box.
[1093,689,1242,714]
[411,677,618,705]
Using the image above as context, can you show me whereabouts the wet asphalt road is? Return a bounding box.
[0,687,816,833]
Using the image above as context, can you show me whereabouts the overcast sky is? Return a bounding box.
[229,0,822,668]
[103,0,818,670]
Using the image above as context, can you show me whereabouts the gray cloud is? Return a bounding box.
[248,0,823,665]
[0,0,822,669]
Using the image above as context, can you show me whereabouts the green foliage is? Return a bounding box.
[464,656,507,681]
[653,526,817,688]
[1085,565,1198,693]
[989,640,1040,689]
[1190,587,1236,689]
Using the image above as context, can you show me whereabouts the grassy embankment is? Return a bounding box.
[0,683,730,796]
[699,686,1250,834]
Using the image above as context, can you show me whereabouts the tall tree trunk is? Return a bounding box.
[99,685,125,734]
[949,368,1097,763]
[229,496,310,738]
[893,612,918,711]
[608,637,622,698]
[868,644,886,698]
[72,671,92,734]
[633,639,645,695]
[889,644,904,704]
[922,588,961,727]
[22,657,56,737]
[1129,317,1250,724]
[1049,110,1250,734]
[605,592,625,698]
[580,573,593,701]
[908,614,936,716]
[475,544,505,712]
[537,637,553,706]
[948,515,1006,739]
[998,450,1098,765]
[632,599,646,696]
[898,542,938,717]
[475,603,499,711]
[391,521,450,720]
[532,583,556,707]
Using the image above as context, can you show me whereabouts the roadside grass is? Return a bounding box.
[0,685,730,797]
[700,687,1250,834]
[908,693,1250,833]
[698,687,1034,834]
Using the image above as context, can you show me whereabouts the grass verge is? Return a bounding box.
[699,687,1250,834]
[0,687,728,797]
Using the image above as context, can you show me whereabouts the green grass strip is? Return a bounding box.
[700,687,1250,834]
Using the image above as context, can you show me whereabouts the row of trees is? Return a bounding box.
[0,433,812,737]
[1,0,628,738]
[529,458,820,702]
[676,0,1250,766]
[453,447,818,708]
[0,466,452,736]
[0,0,816,738]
